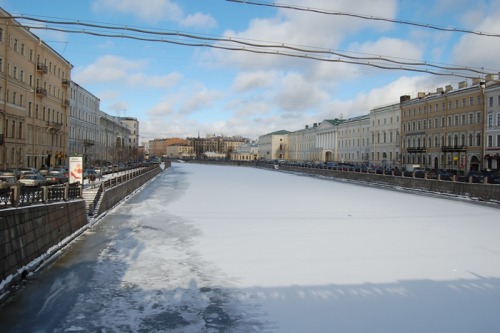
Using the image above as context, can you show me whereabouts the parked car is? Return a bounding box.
[19,173,49,187]
[0,175,23,189]
[414,170,426,178]
[0,168,22,179]
[19,167,39,175]
[45,171,69,185]
[466,171,483,183]
[83,169,101,179]
[483,171,500,184]
[437,170,452,181]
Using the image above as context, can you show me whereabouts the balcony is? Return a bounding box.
[36,88,47,96]
[407,146,426,153]
[62,99,70,107]
[62,78,70,86]
[37,63,48,74]
[84,140,95,147]
[442,145,467,152]
[46,121,62,131]
[0,133,4,145]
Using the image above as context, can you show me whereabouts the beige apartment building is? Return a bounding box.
[149,138,189,158]
[258,130,289,160]
[370,103,401,168]
[165,144,194,159]
[287,125,316,162]
[0,9,72,169]
[400,80,485,173]
[337,115,370,165]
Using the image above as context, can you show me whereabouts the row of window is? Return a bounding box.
[0,60,67,103]
[0,27,68,79]
[404,134,482,149]
[403,95,483,117]
[403,112,483,132]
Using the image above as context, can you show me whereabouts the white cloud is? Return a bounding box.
[73,55,182,89]
[91,0,216,28]
[349,37,423,63]
[91,0,182,23]
[273,72,329,112]
[179,87,224,115]
[232,71,277,92]
[127,72,183,89]
[452,5,500,71]
[73,55,146,83]
[180,12,217,28]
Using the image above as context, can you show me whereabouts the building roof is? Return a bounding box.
[265,130,290,136]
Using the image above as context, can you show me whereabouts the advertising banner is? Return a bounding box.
[69,156,83,184]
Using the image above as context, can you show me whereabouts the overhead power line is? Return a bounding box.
[3,14,497,79]
[226,0,500,38]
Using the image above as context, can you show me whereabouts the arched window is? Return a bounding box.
[476,133,481,146]
[469,133,473,146]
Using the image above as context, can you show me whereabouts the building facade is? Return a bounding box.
[337,115,370,165]
[288,125,316,162]
[165,144,194,159]
[119,116,140,161]
[98,112,131,165]
[258,130,290,160]
[313,119,343,162]
[401,80,485,173]
[149,138,189,158]
[370,103,401,168]
[0,9,72,169]
[68,81,99,166]
[485,80,500,170]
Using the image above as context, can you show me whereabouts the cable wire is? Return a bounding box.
[225,0,500,38]
[3,14,496,79]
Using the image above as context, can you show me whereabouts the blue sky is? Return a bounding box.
[2,0,500,142]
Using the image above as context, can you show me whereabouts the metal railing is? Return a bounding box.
[0,184,82,209]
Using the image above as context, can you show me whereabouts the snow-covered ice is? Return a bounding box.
[2,162,500,332]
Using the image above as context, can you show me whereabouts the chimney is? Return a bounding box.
[472,78,482,85]
[485,74,495,82]
[445,85,453,92]
[400,95,411,103]
[458,81,467,89]
[417,92,425,99]
[436,87,444,94]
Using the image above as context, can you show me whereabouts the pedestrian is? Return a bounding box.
[90,173,96,188]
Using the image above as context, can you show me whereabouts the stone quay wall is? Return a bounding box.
[0,200,88,282]
[96,166,163,216]
[1,164,167,291]
[189,160,500,203]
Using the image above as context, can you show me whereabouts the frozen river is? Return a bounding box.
[1,162,500,332]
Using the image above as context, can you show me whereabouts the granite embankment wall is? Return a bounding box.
[0,200,88,282]
[189,160,500,203]
[96,166,163,216]
[1,164,166,287]
[282,165,500,202]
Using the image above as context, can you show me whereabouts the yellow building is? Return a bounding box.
[165,144,194,159]
[400,80,485,173]
[0,8,72,169]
